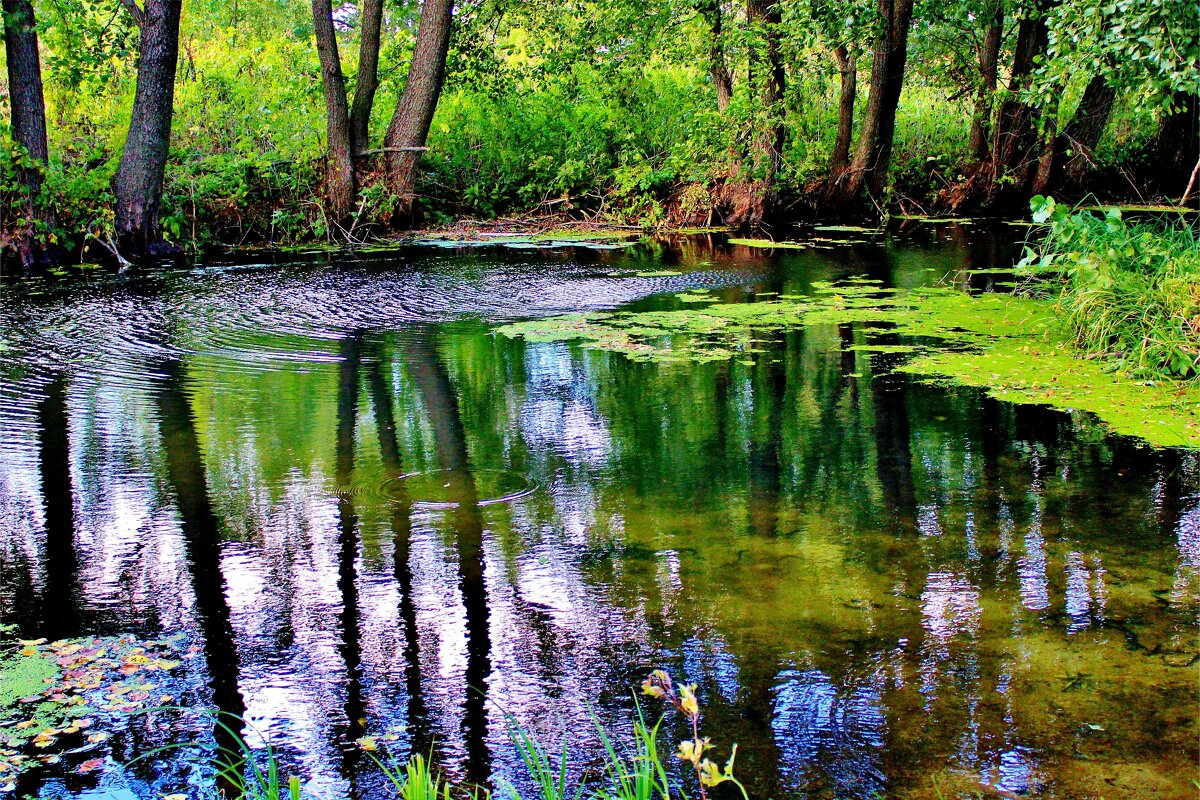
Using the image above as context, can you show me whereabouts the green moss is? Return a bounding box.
[496,282,1200,449]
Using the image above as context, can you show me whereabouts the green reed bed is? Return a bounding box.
[1019,197,1200,382]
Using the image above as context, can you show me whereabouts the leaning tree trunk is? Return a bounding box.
[384,0,454,223]
[988,2,1050,197]
[1034,72,1116,193]
[938,0,1054,212]
[2,0,51,267]
[831,44,857,172]
[698,0,733,111]
[113,0,183,257]
[312,0,355,219]
[968,8,1003,161]
[349,0,384,155]
[828,0,915,207]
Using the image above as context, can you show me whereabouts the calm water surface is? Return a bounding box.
[0,225,1196,799]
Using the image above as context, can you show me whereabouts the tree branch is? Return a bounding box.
[118,0,146,29]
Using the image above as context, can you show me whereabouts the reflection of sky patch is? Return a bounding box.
[772,668,887,800]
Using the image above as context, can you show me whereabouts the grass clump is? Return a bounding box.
[1018,197,1200,381]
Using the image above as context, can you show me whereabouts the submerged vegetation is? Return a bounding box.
[1,0,1198,264]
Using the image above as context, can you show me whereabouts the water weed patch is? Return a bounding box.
[497,280,1200,449]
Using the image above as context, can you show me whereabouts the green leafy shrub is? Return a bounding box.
[1020,196,1200,380]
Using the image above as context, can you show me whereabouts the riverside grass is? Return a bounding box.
[1016,197,1200,381]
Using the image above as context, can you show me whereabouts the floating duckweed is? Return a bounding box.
[496,281,1200,449]
[728,239,808,249]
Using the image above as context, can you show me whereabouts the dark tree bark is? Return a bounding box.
[968,8,1003,161]
[2,0,51,267]
[312,0,356,219]
[939,0,1053,212]
[747,0,785,179]
[349,0,384,154]
[831,45,857,172]
[827,0,915,207]
[1034,72,1116,193]
[697,0,733,111]
[113,0,183,257]
[385,0,454,222]
[1146,90,1200,201]
[987,3,1050,194]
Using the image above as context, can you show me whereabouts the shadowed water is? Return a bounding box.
[0,225,1196,800]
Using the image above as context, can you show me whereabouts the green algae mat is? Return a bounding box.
[498,280,1200,449]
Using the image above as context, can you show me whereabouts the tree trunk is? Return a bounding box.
[1037,72,1116,192]
[1147,91,1200,200]
[968,9,1003,161]
[724,0,784,226]
[384,0,454,223]
[2,0,51,267]
[698,0,733,111]
[113,0,183,257]
[831,45,857,172]
[349,0,384,154]
[312,0,355,219]
[988,4,1050,196]
[829,0,915,206]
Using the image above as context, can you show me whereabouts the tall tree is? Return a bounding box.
[831,45,857,171]
[697,0,733,111]
[384,0,454,222]
[988,0,1050,195]
[827,0,916,207]
[113,0,183,256]
[349,0,384,154]
[747,0,785,180]
[968,4,1003,161]
[2,0,51,267]
[312,0,355,218]
[718,0,784,227]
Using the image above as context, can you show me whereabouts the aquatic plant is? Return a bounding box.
[496,280,1200,448]
[641,671,746,800]
[1019,197,1200,380]
[0,632,187,790]
[373,753,454,800]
